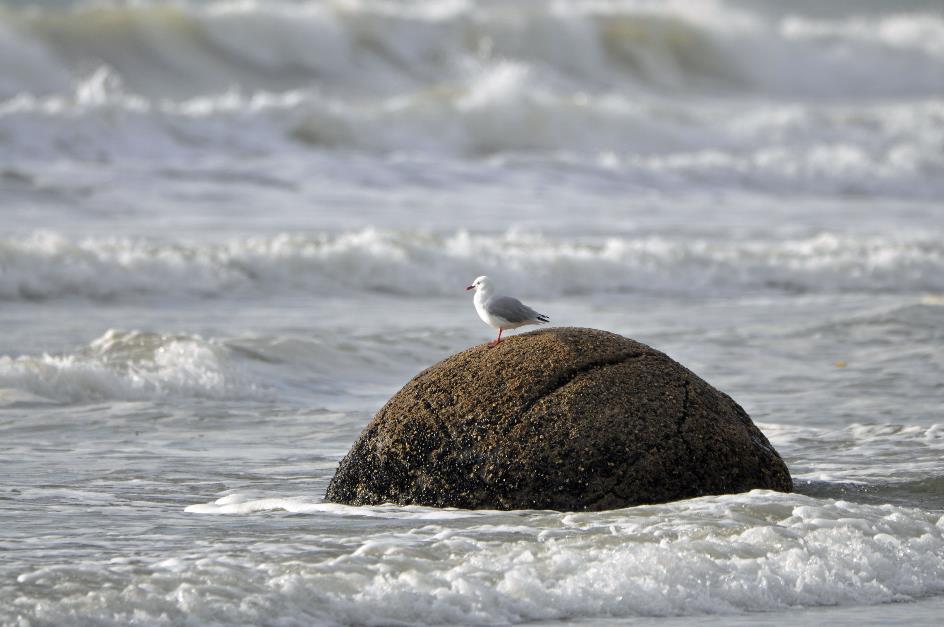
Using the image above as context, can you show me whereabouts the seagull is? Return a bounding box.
[465,275,550,347]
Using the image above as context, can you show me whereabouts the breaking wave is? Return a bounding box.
[2,1,942,194]
[2,0,942,100]
[2,229,943,301]
[24,491,944,624]
[3,76,941,198]
[0,329,256,404]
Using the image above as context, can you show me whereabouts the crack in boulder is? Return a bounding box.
[501,351,648,435]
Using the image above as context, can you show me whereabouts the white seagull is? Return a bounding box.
[465,275,550,347]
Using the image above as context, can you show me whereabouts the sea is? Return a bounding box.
[1,0,943,625]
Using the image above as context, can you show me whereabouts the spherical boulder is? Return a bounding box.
[325,327,792,511]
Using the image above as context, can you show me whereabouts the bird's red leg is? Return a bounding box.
[488,328,504,348]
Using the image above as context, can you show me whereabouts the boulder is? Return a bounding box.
[325,327,792,511]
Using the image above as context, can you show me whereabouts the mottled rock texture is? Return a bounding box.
[326,327,792,511]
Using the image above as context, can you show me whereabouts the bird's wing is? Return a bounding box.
[486,295,543,323]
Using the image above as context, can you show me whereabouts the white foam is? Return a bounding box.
[185,494,489,519]
[277,494,944,622]
[762,422,944,486]
[2,76,941,200]
[0,329,257,403]
[0,230,250,300]
[21,491,944,624]
[2,229,943,302]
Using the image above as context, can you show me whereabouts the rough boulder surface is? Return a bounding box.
[326,327,792,511]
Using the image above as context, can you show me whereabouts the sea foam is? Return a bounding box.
[2,230,943,302]
[33,491,942,625]
[2,84,940,198]
[0,329,255,404]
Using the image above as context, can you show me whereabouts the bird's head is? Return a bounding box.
[465,275,491,292]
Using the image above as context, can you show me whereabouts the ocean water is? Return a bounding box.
[2,0,943,624]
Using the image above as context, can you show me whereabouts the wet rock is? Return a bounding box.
[325,327,792,511]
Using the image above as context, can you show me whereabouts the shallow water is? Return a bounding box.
[2,0,943,625]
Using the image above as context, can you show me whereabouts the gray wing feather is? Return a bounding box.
[486,296,547,323]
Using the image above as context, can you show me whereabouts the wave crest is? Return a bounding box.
[0,329,254,404]
[2,0,942,101]
[2,229,944,301]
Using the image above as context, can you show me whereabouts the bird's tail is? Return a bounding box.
[536,313,550,324]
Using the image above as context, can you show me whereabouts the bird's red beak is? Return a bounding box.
[465,285,475,291]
